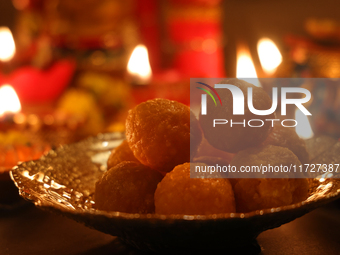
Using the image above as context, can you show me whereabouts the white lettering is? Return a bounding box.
[281,119,298,127]
[213,119,228,127]
[247,87,278,115]
[248,119,264,127]
[281,87,312,116]
[230,119,246,127]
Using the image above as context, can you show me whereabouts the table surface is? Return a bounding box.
[1,200,340,255]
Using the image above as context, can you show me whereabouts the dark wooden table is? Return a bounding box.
[0,200,339,255]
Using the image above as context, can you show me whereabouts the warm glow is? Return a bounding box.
[127,44,152,84]
[0,85,21,117]
[236,45,260,87]
[0,27,16,62]
[295,109,314,139]
[12,0,30,10]
[257,38,282,75]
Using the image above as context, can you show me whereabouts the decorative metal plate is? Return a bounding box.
[11,133,340,253]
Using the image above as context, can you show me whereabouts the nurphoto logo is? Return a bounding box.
[197,82,311,128]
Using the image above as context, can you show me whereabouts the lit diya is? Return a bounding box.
[0,85,50,204]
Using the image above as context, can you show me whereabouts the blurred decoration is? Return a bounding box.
[0,59,76,103]
[286,18,340,78]
[0,128,51,205]
[284,17,340,138]
[0,24,76,103]
[1,0,136,146]
[134,0,161,70]
[0,131,50,172]
[0,0,338,147]
[77,72,131,111]
[305,18,340,42]
[162,0,225,77]
[307,81,340,138]
[57,89,104,136]
[13,0,139,73]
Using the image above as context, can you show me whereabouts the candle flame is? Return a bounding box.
[295,109,314,139]
[257,38,282,75]
[0,27,16,62]
[237,45,260,87]
[127,45,152,84]
[0,85,21,116]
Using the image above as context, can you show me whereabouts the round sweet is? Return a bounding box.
[230,145,309,212]
[199,78,275,153]
[233,178,309,212]
[126,99,191,172]
[263,124,310,165]
[154,163,236,215]
[95,161,163,213]
[107,140,139,170]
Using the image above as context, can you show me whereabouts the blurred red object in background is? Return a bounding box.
[0,59,75,103]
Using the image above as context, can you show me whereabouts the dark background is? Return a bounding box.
[0,0,16,30]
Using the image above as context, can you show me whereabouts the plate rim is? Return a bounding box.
[10,132,340,222]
